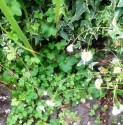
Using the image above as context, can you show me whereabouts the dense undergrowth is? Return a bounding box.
[0,0,123,124]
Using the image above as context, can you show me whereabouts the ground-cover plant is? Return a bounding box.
[0,0,35,54]
[0,0,123,124]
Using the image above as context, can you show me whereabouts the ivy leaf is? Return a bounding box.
[7,51,16,60]
[11,98,19,106]
[10,0,22,16]
[89,109,95,116]
[55,40,67,50]
[31,57,40,64]
[30,67,38,76]
[59,61,72,72]
[59,56,77,72]
[47,53,55,60]
[88,86,100,98]
[57,54,65,63]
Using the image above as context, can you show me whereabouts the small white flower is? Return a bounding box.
[13,84,16,87]
[95,78,103,89]
[76,102,79,104]
[24,104,27,107]
[89,97,93,100]
[43,91,48,96]
[19,120,22,124]
[113,67,122,74]
[66,44,73,52]
[117,122,121,125]
[112,106,121,116]
[46,100,55,107]
[81,50,93,64]
[38,106,45,112]
[5,109,10,114]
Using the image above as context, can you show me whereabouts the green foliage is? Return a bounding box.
[6,0,22,16]
[0,0,123,124]
[0,0,35,54]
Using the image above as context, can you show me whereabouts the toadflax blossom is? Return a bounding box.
[38,106,45,112]
[95,78,103,89]
[66,44,73,52]
[81,50,93,64]
[46,100,55,107]
[113,67,122,74]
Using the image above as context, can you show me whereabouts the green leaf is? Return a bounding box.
[31,57,40,64]
[88,86,100,98]
[7,51,16,60]
[30,67,38,76]
[10,0,22,16]
[50,118,59,125]
[58,56,77,72]
[59,31,69,41]
[114,8,123,22]
[57,54,65,63]
[89,109,95,116]
[59,61,72,72]
[0,0,35,55]
[11,98,19,106]
[89,62,99,70]
[70,0,89,23]
[117,0,123,7]
[55,40,67,50]
[47,53,55,60]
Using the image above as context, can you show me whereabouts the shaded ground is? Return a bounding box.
[51,91,123,125]
[0,82,123,125]
[70,92,123,125]
[0,83,11,125]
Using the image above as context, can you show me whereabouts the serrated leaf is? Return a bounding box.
[55,40,67,50]
[47,53,55,60]
[89,62,99,70]
[31,57,40,64]
[59,31,69,41]
[114,8,123,22]
[117,0,123,7]
[70,0,89,23]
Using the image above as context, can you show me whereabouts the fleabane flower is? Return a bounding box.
[112,106,121,116]
[112,104,123,116]
[66,44,73,52]
[113,67,122,74]
[95,78,103,89]
[81,50,93,64]
[46,100,55,107]
[38,106,45,112]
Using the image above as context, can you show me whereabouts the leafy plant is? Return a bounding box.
[0,0,123,124]
[0,0,35,54]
